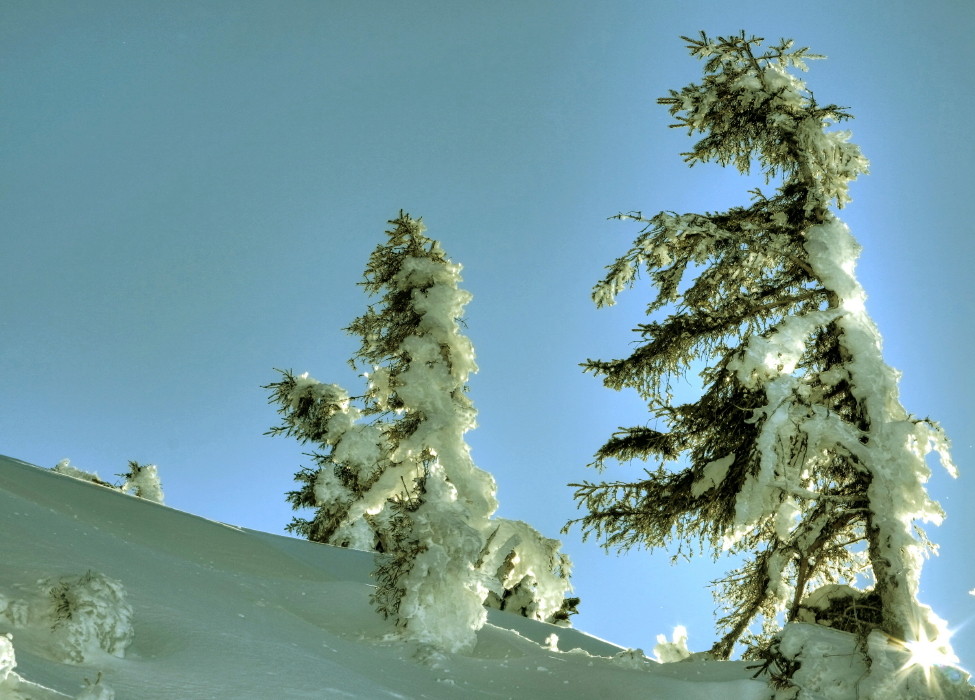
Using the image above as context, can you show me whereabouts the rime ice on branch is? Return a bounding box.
[568,32,957,667]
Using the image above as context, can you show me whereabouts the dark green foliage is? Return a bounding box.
[49,572,94,630]
[549,596,581,626]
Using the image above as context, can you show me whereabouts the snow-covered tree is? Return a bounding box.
[267,212,501,653]
[268,213,576,643]
[568,32,958,671]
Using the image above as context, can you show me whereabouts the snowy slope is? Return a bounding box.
[0,455,775,699]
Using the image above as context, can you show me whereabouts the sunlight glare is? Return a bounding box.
[902,624,960,682]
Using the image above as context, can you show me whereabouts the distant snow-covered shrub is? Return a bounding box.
[40,571,133,664]
[610,648,653,670]
[0,591,28,628]
[52,460,114,488]
[53,459,165,504]
[120,461,164,503]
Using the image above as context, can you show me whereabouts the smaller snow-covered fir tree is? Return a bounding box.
[568,32,961,690]
[268,212,571,653]
[267,371,391,550]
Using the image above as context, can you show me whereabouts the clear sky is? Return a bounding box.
[3,0,973,668]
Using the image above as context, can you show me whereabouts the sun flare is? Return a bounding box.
[905,636,958,670]
[901,625,960,683]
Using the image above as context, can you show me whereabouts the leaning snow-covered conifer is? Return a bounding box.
[567,32,958,672]
[268,212,500,653]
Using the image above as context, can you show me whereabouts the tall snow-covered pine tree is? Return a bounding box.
[568,33,958,676]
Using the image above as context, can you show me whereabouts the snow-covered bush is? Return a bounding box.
[52,460,114,488]
[53,459,164,504]
[40,571,133,664]
[479,518,575,625]
[611,648,653,670]
[794,584,881,634]
[568,31,959,677]
[767,622,972,700]
[119,461,164,503]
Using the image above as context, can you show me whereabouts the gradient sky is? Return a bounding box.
[3,0,973,668]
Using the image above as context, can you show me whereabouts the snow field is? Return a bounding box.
[0,455,775,699]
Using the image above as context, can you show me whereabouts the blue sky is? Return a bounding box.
[3,0,973,667]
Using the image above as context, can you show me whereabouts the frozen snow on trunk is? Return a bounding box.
[393,464,487,654]
[379,239,498,651]
[807,218,955,644]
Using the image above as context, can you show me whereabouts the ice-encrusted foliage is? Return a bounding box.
[479,518,574,625]
[267,212,500,653]
[768,623,971,700]
[267,372,391,550]
[569,32,956,666]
